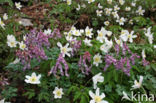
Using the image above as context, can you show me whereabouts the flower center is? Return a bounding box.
[11,42,15,46]
[94,96,102,102]
[86,30,91,35]
[30,77,37,82]
[56,91,61,96]
[95,57,100,62]
[62,47,67,53]
[21,44,26,49]
[99,33,103,37]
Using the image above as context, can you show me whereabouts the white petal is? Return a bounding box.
[89,91,95,99]
[57,42,62,48]
[139,76,143,84]
[96,88,100,96]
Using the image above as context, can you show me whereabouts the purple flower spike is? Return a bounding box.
[49,53,69,77]
[78,51,92,75]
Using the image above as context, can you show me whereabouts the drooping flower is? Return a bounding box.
[144,27,153,44]
[57,42,72,57]
[132,76,143,89]
[141,49,149,66]
[53,87,64,99]
[89,88,108,103]
[25,72,41,84]
[15,2,22,10]
[76,4,81,11]
[98,3,103,9]
[93,54,102,67]
[7,35,18,48]
[92,73,104,89]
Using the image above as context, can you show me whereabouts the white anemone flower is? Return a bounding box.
[114,37,123,47]
[104,21,110,26]
[127,31,137,43]
[85,26,93,38]
[44,28,52,35]
[89,88,108,103]
[105,8,112,16]
[125,7,131,11]
[3,13,8,20]
[66,0,72,5]
[106,31,112,37]
[100,39,113,53]
[53,87,64,99]
[73,29,83,36]
[25,72,41,84]
[96,27,107,43]
[15,2,22,10]
[122,91,131,101]
[93,54,102,67]
[107,0,112,4]
[57,42,72,57]
[87,0,95,4]
[136,6,145,16]
[7,35,18,48]
[92,73,104,89]
[114,5,120,11]
[96,10,103,16]
[119,30,129,42]
[83,38,92,47]
[116,17,126,25]
[0,18,5,29]
[119,0,125,5]
[132,76,143,89]
[0,98,10,103]
[112,11,119,19]
[19,41,26,50]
